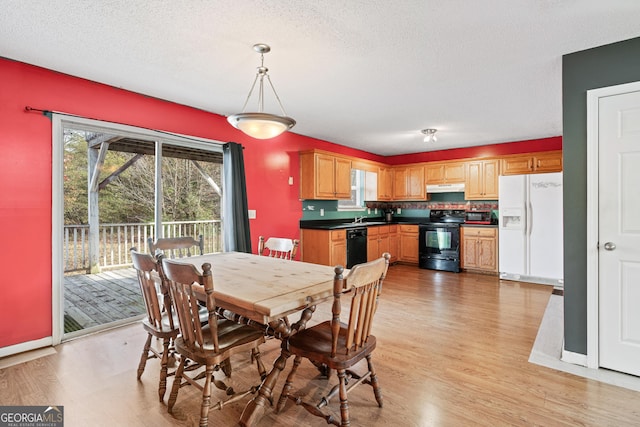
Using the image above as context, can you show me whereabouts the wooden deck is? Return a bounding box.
[64,267,145,332]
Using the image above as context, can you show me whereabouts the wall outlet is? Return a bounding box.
[248,209,257,219]
[320,208,324,216]
[397,208,402,214]
[288,176,294,185]
[367,208,371,214]
[374,208,378,214]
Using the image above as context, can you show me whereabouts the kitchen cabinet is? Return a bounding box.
[461,227,498,273]
[299,150,351,200]
[501,150,563,175]
[398,224,419,264]
[465,159,499,200]
[425,161,466,185]
[300,229,347,267]
[367,225,390,262]
[393,165,427,200]
[388,225,398,263]
[377,167,393,201]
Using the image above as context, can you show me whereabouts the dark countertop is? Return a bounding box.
[300,218,499,230]
[460,223,499,228]
[300,217,429,230]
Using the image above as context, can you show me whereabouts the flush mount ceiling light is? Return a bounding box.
[227,43,296,139]
[421,128,438,143]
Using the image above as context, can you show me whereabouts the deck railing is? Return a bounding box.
[63,220,222,273]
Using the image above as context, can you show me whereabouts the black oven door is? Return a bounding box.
[419,223,461,273]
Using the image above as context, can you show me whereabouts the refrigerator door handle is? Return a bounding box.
[528,201,533,235]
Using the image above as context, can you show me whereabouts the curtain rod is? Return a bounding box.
[24,105,231,147]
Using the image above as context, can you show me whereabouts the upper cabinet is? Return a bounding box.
[465,159,499,200]
[377,167,393,201]
[393,165,427,200]
[300,148,562,201]
[299,150,352,200]
[501,151,563,175]
[425,161,466,185]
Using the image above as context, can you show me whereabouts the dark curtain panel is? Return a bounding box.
[222,142,251,253]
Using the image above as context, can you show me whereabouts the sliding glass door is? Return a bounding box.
[53,116,223,342]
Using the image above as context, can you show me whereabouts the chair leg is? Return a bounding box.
[220,357,232,377]
[366,354,383,408]
[252,347,267,381]
[158,338,170,402]
[276,355,301,413]
[199,364,215,427]
[137,334,152,380]
[337,369,350,427]
[168,357,186,413]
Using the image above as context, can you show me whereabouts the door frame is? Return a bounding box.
[585,80,640,369]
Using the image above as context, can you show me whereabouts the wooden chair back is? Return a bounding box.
[161,258,220,352]
[258,236,299,260]
[131,248,174,331]
[331,253,390,357]
[148,235,204,258]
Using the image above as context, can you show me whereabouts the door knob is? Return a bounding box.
[603,242,616,251]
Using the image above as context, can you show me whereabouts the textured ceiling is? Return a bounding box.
[2,1,640,155]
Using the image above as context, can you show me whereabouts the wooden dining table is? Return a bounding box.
[171,251,341,426]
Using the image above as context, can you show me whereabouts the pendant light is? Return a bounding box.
[227,44,296,139]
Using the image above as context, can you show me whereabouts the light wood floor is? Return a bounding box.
[2,264,640,426]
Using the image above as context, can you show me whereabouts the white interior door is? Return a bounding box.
[598,86,640,376]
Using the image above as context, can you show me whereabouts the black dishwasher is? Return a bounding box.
[346,227,367,268]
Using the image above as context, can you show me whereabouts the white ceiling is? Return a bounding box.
[2,1,640,156]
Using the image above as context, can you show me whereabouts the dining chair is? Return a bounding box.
[148,235,204,258]
[130,248,179,402]
[161,257,267,427]
[276,252,391,426]
[258,236,299,260]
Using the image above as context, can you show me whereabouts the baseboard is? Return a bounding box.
[0,337,53,359]
[561,348,588,367]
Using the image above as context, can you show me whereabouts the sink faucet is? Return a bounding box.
[353,216,364,223]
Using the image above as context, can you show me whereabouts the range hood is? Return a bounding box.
[426,183,466,193]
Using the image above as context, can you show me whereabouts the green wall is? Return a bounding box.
[562,36,640,355]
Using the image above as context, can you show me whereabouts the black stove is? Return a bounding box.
[428,209,466,224]
[418,210,465,273]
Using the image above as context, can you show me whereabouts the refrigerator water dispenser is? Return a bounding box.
[501,207,523,230]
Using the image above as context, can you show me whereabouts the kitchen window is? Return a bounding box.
[337,169,366,211]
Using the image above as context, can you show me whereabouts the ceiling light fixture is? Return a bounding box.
[227,43,296,139]
[421,128,438,143]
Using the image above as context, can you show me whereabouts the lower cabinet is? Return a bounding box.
[461,227,498,273]
[398,225,419,264]
[367,225,390,262]
[388,225,398,264]
[300,229,347,267]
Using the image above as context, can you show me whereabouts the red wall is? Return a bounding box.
[386,136,562,165]
[0,57,561,349]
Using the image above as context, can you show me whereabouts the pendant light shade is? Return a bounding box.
[227,113,295,140]
[227,44,296,139]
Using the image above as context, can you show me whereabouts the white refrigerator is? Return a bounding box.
[498,172,563,286]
